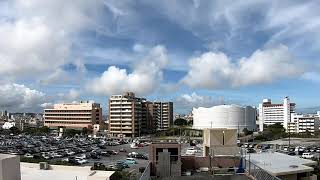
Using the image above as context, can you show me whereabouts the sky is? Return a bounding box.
[1,0,320,114]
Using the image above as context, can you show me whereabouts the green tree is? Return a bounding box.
[9,126,21,134]
[174,118,188,126]
[242,128,253,136]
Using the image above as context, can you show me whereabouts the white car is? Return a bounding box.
[75,158,88,164]
[24,153,33,158]
[302,153,315,159]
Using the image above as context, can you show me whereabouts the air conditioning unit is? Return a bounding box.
[39,162,49,170]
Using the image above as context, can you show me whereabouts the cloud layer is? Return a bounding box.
[0,83,47,112]
[182,45,304,89]
[87,45,168,96]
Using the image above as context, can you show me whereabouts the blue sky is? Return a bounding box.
[0,0,320,114]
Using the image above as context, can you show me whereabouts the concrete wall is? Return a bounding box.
[181,156,240,171]
[149,143,181,177]
[0,155,21,180]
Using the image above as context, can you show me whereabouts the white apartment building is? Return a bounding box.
[288,113,320,135]
[108,92,145,138]
[44,101,102,129]
[258,97,295,131]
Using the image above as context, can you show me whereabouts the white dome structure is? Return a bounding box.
[192,105,256,131]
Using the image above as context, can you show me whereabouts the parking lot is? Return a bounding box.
[0,134,150,174]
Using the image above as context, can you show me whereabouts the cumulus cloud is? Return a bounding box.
[0,0,104,80]
[87,45,168,96]
[57,89,81,102]
[0,83,47,112]
[175,92,225,112]
[182,45,304,89]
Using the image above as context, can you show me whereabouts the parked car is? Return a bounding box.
[116,161,129,168]
[246,148,256,153]
[24,153,33,158]
[119,148,127,152]
[125,158,137,164]
[302,153,316,159]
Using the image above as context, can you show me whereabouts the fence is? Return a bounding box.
[245,159,281,180]
[139,162,151,180]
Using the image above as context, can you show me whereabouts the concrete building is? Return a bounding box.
[21,162,115,180]
[245,152,317,180]
[109,92,174,137]
[149,143,181,177]
[193,105,256,132]
[0,154,21,180]
[258,97,296,131]
[153,102,173,131]
[109,92,146,137]
[288,113,320,135]
[203,129,240,157]
[44,101,102,130]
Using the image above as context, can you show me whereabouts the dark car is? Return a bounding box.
[287,151,296,156]
[247,148,256,153]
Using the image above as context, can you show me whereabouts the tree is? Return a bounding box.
[242,128,253,136]
[9,127,21,134]
[82,127,89,135]
[174,118,188,126]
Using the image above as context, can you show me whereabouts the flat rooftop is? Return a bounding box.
[245,152,316,176]
[21,163,114,180]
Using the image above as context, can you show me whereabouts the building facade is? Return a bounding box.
[109,92,145,138]
[44,101,102,129]
[258,97,295,131]
[153,102,173,131]
[108,92,173,137]
[192,105,256,132]
[288,113,320,135]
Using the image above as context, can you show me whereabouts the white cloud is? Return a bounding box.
[0,18,69,78]
[57,89,81,102]
[175,92,225,111]
[302,72,320,83]
[0,83,47,112]
[87,45,168,96]
[0,0,104,80]
[182,45,304,89]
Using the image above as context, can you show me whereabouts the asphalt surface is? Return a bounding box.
[87,143,149,173]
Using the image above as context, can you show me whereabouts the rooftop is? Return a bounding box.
[20,163,114,180]
[245,152,316,176]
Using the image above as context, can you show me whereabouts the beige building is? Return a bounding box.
[203,128,240,157]
[44,101,102,129]
[288,113,320,135]
[108,92,174,137]
[109,92,145,137]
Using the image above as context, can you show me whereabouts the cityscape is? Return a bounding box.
[1,1,320,180]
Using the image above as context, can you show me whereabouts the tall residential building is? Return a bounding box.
[44,101,102,129]
[258,97,295,131]
[108,92,174,137]
[109,92,145,137]
[153,102,173,131]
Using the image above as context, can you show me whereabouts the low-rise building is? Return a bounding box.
[245,152,317,180]
[44,101,102,130]
[288,113,320,135]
